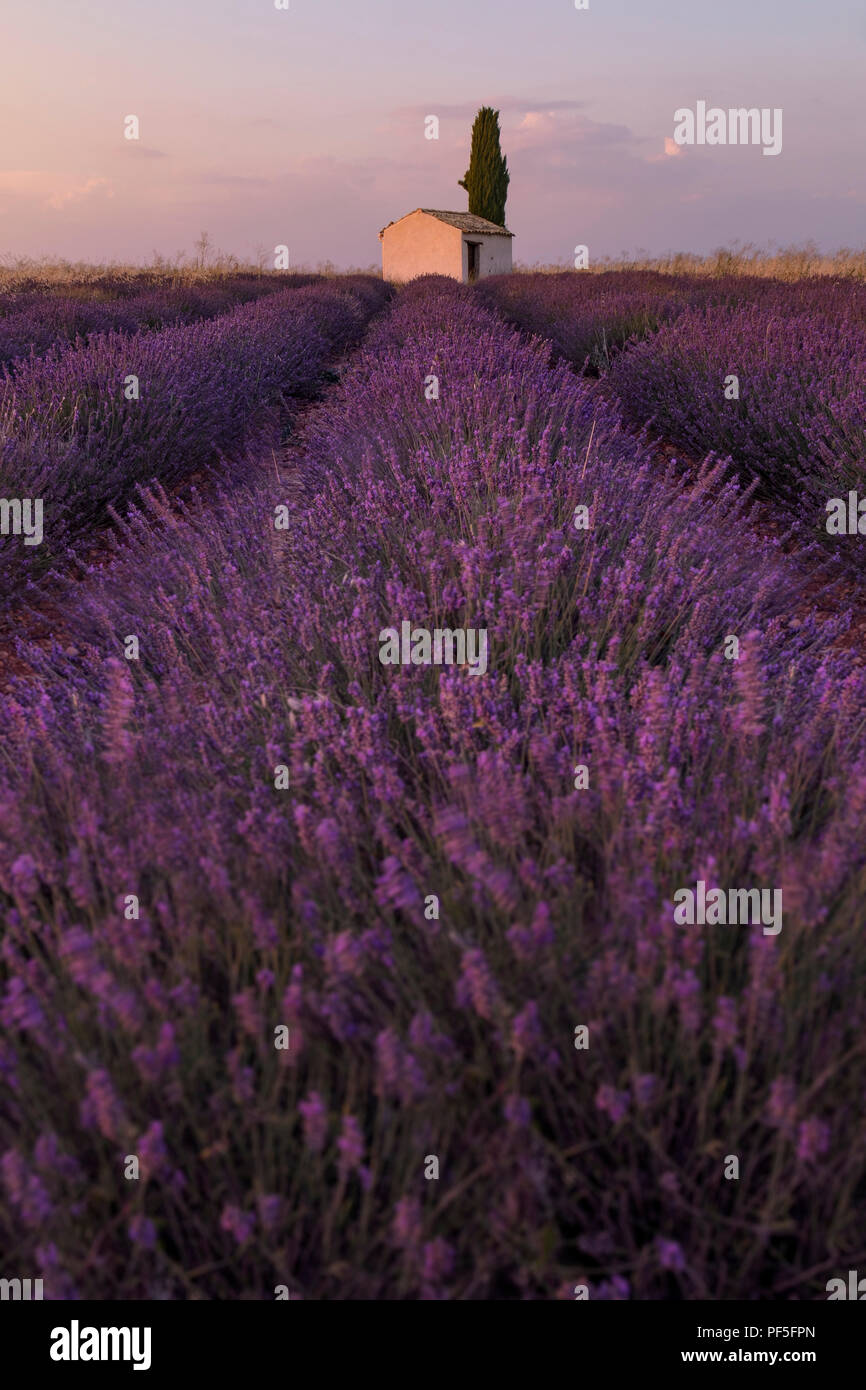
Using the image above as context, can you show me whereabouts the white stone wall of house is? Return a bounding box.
[461,234,512,282]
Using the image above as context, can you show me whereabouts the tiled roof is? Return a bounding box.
[379,208,514,238]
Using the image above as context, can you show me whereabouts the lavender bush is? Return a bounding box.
[1,276,864,1300]
[475,270,687,372]
[0,277,389,600]
[605,300,866,520]
[0,275,314,371]
[479,269,866,375]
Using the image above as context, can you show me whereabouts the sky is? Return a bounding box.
[0,0,864,268]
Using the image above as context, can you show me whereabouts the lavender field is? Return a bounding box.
[1,267,865,1301]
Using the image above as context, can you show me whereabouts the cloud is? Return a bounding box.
[0,170,115,212]
[46,177,114,210]
[647,136,685,164]
[509,109,641,159]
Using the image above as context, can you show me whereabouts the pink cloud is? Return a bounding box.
[510,109,635,153]
[0,171,114,211]
[647,137,685,164]
[46,177,114,211]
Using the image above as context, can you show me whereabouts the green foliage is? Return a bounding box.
[458,107,510,226]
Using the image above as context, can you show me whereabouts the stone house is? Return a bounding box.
[379,208,513,284]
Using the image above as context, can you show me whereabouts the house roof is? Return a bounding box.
[379,208,514,239]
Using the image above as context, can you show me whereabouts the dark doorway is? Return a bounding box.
[466,241,480,282]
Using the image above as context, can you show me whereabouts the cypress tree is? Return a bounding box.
[458,107,509,226]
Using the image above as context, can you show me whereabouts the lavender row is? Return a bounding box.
[0,276,390,601]
[1,277,864,1299]
[604,299,866,524]
[475,270,690,372]
[0,276,323,372]
[478,272,866,540]
[477,270,866,374]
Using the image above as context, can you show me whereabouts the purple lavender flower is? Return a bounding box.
[632,1074,657,1108]
[455,948,499,1021]
[593,1275,631,1300]
[656,1237,687,1272]
[257,1194,282,1231]
[712,997,739,1050]
[796,1118,830,1163]
[392,1196,423,1250]
[336,1114,364,1178]
[765,1077,798,1131]
[80,1069,127,1141]
[595,1084,630,1124]
[136,1121,168,1177]
[510,1000,544,1061]
[298,1091,328,1154]
[421,1238,455,1290]
[503,1093,531,1128]
[128,1215,157,1250]
[232,989,262,1040]
[219,1205,256,1246]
